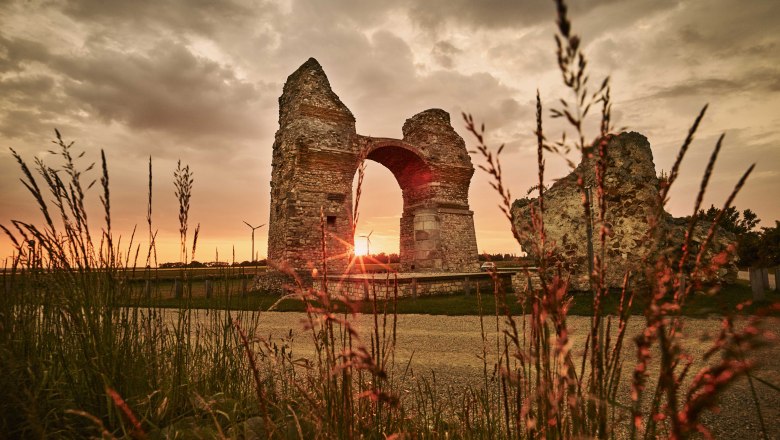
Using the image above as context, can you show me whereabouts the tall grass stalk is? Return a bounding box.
[457,1,776,439]
[0,139,264,438]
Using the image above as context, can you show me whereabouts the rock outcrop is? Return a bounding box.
[511,132,737,290]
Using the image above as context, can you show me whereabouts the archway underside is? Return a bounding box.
[357,137,479,273]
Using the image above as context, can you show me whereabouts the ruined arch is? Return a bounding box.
[267,58,479,273]
[361,138,432,209]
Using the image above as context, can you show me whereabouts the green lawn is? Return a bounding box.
[125,280,779,317]
[564,280,779,317]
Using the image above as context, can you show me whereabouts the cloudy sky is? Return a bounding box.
[1,0,778,264]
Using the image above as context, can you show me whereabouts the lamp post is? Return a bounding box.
[243,221,265,263]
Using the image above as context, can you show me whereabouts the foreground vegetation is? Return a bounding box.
[2,2,779,439]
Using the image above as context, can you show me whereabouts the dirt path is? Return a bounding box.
[184,310,780,438]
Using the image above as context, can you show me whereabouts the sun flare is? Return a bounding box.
[354,240,368,256]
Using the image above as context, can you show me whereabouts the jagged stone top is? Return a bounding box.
[402,108,452,137]
[401,108,471,168]
[278,57,355,127]
[583,132,654,171]
[558,132,657,187]
[512,132,660,212]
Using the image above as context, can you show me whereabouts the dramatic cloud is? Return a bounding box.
[58,41,266,139]
[1,0,778,261]
[431,41,462,68]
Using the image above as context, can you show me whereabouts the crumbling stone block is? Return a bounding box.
[512,132,737,290]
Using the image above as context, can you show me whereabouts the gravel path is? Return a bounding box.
[184,310,780,438]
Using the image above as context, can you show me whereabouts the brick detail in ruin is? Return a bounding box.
[511,132,737,290]
[267,58,479,275]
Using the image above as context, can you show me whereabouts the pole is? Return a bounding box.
[359,231,373,256]
[243,221,265,263]
[584,186,594,287]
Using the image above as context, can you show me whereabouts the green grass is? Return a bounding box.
[565,280,780,317]
[126,279,779,317]
[127,292,299,311]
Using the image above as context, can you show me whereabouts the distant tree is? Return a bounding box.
[479,253,507,262]
[232,259,267,267]
[758,221,780,267]
[694,205,761,267]
[657,169,669,190]
[697,205,759,235]
[737,232,762,268]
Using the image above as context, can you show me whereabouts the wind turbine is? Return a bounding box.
[359,230,374,256]
[243,221,265,263]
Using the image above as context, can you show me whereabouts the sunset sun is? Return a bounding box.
[354,240,368,256]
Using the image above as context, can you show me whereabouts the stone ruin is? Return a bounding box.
[266,58,480,276]
[262,58,736,293]
[511,132,737,290]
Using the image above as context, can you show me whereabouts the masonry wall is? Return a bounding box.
[267,58,358,273]
[267,58,480,280]
[314,273,513,300]
[438,209,481,272]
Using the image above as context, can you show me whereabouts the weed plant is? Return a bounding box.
[1,1,779,439]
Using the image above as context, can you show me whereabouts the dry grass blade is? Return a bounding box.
[10,147,55,232]
[233,318,274,432]
[65,409,117,440]
[174,160,194,263]
[676,134,725,302]
[693,163,756,273]
[660,105,708,203]
[106,387,146,439]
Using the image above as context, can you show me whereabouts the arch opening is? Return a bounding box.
[351,161,402,261]
[365,144,432,191]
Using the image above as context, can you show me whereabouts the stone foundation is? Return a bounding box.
[255,268,541,297]
[313,272,512,300]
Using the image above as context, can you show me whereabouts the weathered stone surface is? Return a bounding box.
[512,132,737,290]
[313,272,514,300]
[267,58,479,277]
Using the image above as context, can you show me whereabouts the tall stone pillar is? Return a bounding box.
[267,58,358,273]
